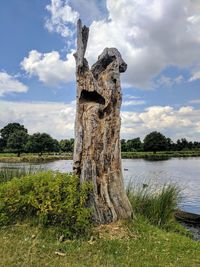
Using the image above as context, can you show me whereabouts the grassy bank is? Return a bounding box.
[122,150,200,160]
[0,171,200,266]
[0,218,200,267]
[127,182,181,228]
[1,150,200,163]
[0,153,72,163]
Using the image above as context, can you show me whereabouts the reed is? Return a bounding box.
[0,165,45,183]
[127,181,180,227]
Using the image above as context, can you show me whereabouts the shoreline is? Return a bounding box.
[0,151,200,163]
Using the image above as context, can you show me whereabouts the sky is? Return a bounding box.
[0,0,200,141]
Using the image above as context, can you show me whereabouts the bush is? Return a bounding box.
[127,182,180,227]
[0,171,92,238]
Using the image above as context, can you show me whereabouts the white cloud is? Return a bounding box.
[84,0,200,88]
[124,95,141,100]
[121,105,200,140]
[0,100,76,139]
[196,122,200,132]
[44,0,200,88]
[122,100,146,106]
[21,50,75,86]
[178,106,193,114]
[24,0,199,88]
[69,0,107,24]
[189,70,200,82]
[1,101,200,141]
[0,72,28,97]
[155,75,184,87]
[45,0,79,38]
[122,94,146,106]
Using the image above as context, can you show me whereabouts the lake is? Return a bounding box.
[0,157,200,214]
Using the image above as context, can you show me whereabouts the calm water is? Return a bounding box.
[0,157,200,214]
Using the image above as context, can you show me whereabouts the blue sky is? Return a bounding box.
[0,0,200,140]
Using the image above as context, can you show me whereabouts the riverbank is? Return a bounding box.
[122,150,200,160]
[0,153,72,163]
[1,218,200,267]
[1,150,200,163]
[0,170,200,266]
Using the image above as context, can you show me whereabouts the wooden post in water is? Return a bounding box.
[73,19,133,224]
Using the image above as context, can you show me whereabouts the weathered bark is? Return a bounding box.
[73,19,133,224]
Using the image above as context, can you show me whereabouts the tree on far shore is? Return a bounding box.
[143,131,168,153]
[26,133,59,155]
[7,130,28,157]
[0,138,6,152]
[0,123,27,146]
[60,139,74,152]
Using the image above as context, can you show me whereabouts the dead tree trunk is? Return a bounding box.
[73,19,133,224]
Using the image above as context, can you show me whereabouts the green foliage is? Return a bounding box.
[121,135,200,153]
[121,150,200,160]
[0,171,92,238]
[0,138,6,152]
[120,139,127,152]
[121,138,142,152]
[0,123,27,145]
[0,153,72,163]
[176,138,193,151]
[26,133,59,155]
[1,122,200,154]
[7,130,28,156]
[143,131,168,152]
[127,182,180,228]
[60,138,74,152]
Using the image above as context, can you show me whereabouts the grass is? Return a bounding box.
[0,218,200,267]
[0,171,200,266]
[0,165,45,183]
[0,153,72,163]
[127,182,181,229]
[122,150,200,159]
[122,150,200,160]
[1,150,200,163]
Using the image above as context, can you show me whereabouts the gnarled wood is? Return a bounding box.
[73,20,133,224]
[73,19,89,72]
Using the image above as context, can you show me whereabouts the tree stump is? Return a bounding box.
[73,19,133,224]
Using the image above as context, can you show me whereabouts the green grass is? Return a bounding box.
[0,218,200,267]
[0,153,72,163]
[0,165,45,183]
[0,171,200,266]
[127,182,181,229]
[122,150,200,159]
[1,150,200,163]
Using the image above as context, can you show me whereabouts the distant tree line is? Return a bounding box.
[121,131,200,153]
[0,123,200,156]
[0,123,74,156]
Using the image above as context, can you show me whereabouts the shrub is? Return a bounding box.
[127,182,180,227]
[0,171,92,238]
